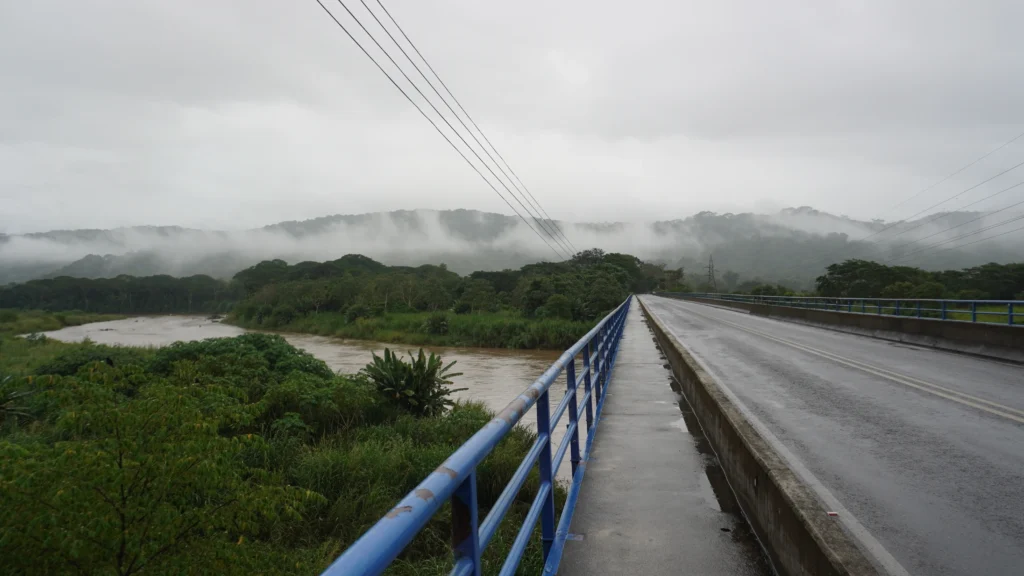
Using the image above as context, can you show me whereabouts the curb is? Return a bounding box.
[638,296,880,576]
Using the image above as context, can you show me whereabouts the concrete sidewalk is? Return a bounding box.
[558,299,770,575]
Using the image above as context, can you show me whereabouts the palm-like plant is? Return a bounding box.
[360,349,465,417]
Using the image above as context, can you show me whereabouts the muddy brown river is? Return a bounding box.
[42,316,584,479]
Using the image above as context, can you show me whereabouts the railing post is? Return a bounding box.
[535,390,556,560]
[877,301,881,315]
[861,300,866,313]
[847,300,852,313]
[452,471,482,576]
[566,356,581,478]
[582,342,594,432]
[916,301,922,318]
[593,325,605,407]
[941,301,947,320]
[971,302,977,323]
[895,300,900,316]
[1010,303,1015,326]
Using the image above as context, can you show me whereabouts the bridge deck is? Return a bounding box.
[558,300,770,575]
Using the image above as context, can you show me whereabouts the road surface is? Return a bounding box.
[642,296,1024,576]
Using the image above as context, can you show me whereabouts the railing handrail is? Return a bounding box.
[321,296,633,576]
[659,292,1020,326]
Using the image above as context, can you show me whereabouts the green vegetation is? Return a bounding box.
[0,308,126,337]
[0,331,560,575]
[228,250,681,349]
[1,249,682,350]
[816,260,1024,300]
[0,275,240,314]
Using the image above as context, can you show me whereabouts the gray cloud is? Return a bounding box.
[3,0,1024,235]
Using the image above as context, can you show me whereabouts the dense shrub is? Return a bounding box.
[0,333,556,575]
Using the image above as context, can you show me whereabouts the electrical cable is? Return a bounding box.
[312,0,567,260]
[312,0,568,260]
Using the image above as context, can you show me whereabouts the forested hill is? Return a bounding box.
[3,207,1022,288]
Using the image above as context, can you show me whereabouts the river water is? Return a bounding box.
[41,316,585,479]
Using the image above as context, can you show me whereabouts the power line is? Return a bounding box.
[885,211,1024,263]
[357,0,575,257]
[882,179,1024,257]
[311,0,567,260]
[781,153,1024,279]
[874,157,1024,243]
[924,220,1024,256]
[328,0,571,260]
[368,0,579,257]
[773,130,1024,281]
[886,129,1024,214]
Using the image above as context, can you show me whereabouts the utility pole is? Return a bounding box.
[706,255,718,293]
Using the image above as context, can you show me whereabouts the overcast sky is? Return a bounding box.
[3,0,1024,233]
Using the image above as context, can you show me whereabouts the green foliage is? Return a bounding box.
[0,309,125,337]
[817,259,1024,300]
[226,249,648,349]
[423,312,450,335]
[0,275,239,314]
[361,349,465,417]
[881,281,915,299]
[0,363,317,576]
[0,375,34,426]
[345,303,372,323]
[0,333,559,575]
[34,344,152,377]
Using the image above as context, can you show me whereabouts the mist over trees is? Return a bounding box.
[3,207,1021,288]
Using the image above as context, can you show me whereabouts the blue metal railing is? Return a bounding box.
[321,296,632,576]
[661,293,1023,326]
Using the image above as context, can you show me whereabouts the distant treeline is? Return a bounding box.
[815,260,1024,300]
[0,274,240,314]
[231,250,684,328]
[0,250,688,323]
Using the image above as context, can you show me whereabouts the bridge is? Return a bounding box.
[321,294,1024,576]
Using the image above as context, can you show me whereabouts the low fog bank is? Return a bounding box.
[1,208,1021,287]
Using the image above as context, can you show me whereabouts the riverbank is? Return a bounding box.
[0,309,126,337]
[229,311,593,350]
[0,329,560,575]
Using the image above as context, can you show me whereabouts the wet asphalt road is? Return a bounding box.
[642,296,1024,576]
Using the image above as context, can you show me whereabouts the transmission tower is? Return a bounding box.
[706,255,718,293]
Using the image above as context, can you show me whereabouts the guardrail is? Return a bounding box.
[661,293,1022,326]
[321,296,632,576]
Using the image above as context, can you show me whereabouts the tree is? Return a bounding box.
[543,294,573,319]
[461,279,496,313]
[881,282,915,299]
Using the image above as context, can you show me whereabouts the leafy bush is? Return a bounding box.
[360,349,465,417]
[345,304,371,323]
[34,345,151,376]
[423,312,449,335]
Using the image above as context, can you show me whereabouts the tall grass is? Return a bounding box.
[234,311,593,350]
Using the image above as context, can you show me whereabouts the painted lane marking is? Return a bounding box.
[682,304,1024,425]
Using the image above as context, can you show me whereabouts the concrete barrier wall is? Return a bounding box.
[680,296,1024,363]
[639,297,880,576]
